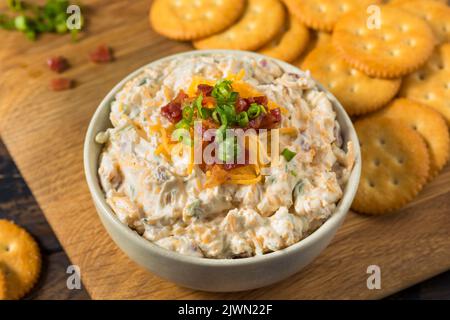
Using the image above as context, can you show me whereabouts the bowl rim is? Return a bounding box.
[84,49,361,267]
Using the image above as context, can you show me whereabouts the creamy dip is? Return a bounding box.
[96,54,355,259]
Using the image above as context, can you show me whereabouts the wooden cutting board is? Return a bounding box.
[1,0,449,300]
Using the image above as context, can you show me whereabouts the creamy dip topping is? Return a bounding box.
[97,54,355,259]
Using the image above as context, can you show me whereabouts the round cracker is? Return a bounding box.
[0,269,6,300]
[282,0,382,32]
[391,0,450,44]
[149,0,246,40]
[332,6,436,78]
[388,0,448,5]
[301,41,401,116]
[193,0,285,51]
[352,118,430,215]
[294,31,331,67]
[258,14,310,63]
[0,220,41,300]
[374,98,450,178]
[400,43,450,124]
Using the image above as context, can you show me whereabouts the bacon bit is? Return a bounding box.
[197,84,213,96]
[269,108,281,122]
[246,96,268,106]
[161,101,182,123]
[89,45,113,63]
[248,108,281,129]
[173,90,188,103]
[236,96,267,113]
[261,108,281,129]
[202,96,216,108]
[248,115,263,129]
[236,97,249,113]
[50,78,73,91]
[47,56,69,73]
[202,118,219,131]
[160,90,188,123]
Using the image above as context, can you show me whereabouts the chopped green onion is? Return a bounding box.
[195,94,203,112]
[175,119,191,130]
[237,112,249,127]
[212,110,220,123]
[186,199,203,218]
[182,106,194,122]
[194,95,210,119]
[137,78,147,86]
[55,19,67,33]
[172,129,184,142]
[215,107,228,127]
[14,15,27,31]
[25,29,36,40]
[293,180,304,198]
[215,124,227,142]
[281,148,297,162]
[70,28,79,42]
[218,137,240,163]
[212,79,232,97]
[2,0,83,41]
[200,108,211,119]
[172,128,192,145]
[248,103,262,119]
[211,79,238,106]
[7,0,24,11]
[229,91,238,102]
[221,104,236,123]
[0,14,15,30]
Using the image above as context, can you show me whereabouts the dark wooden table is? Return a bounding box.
[0,139,449,300]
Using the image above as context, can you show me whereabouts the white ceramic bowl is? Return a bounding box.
[84,50,361,292]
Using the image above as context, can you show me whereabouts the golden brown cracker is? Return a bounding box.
[352,118,430,215]
[400,43,450,124]
[0,268,6,300]
[259,14,310,63]
[392,0,450,43]
[283,0,382,32]
[374,98,450,178]
[388,0,448,5]
[150,0,246,40]
[301,41,401,116]
[333,6,436,78]
[294,31,331,67]
[194,0,285,50]
[0,220,41,300]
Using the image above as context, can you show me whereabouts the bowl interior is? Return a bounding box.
[84,49,361,266]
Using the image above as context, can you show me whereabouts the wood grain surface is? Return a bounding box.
[0,0,449,300]
[0,141,89,300]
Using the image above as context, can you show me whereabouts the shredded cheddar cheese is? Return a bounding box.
[226,69,246,81]
[231,80,262,98]
[163,85,173,101]
[187,77,215,97]
[268,100,288,115]
[280,127,298,135]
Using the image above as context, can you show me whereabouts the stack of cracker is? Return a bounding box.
[149,0,450,215]
[150,0,310,62]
